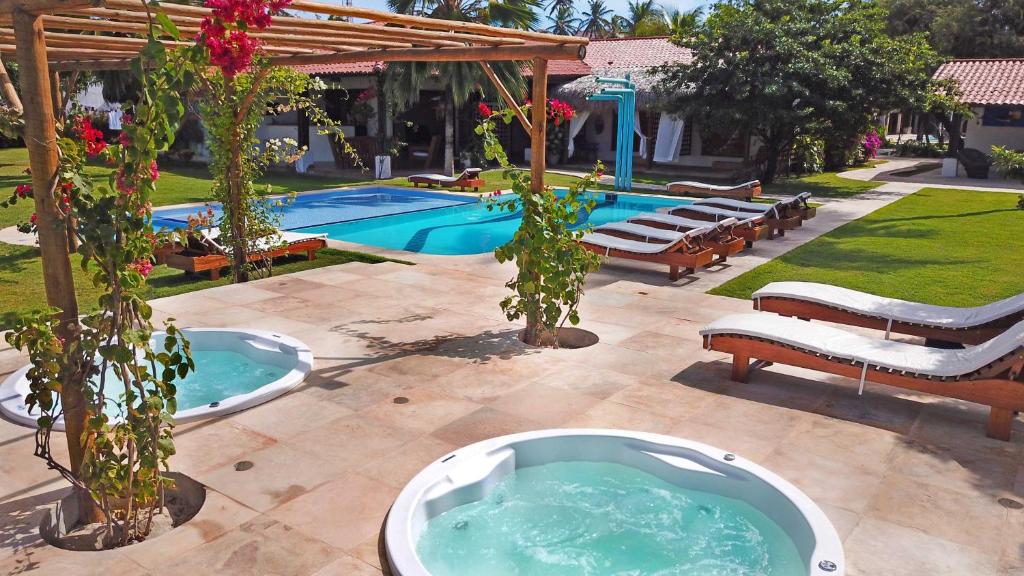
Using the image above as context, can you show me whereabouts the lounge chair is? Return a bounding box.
[408,168,485,192]
[753,282,1024,345]
[695,192,816,225]
[625,213,746,263]
[666,180,762,200]
[700,313,1024,440]
[581,226,715,280]
[162,228,327,280]
[664,204,772,243]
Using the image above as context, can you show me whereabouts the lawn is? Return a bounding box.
[710,188,1024,306]
[629,167,880,199]
[0,148,599,326]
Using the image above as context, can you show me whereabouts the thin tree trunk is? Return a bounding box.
[443,85,454,176]
[524,58,548,346]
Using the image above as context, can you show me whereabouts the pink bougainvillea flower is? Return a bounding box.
[200,0,293,77]
[129,258,154,278]
[75,116,107,157]
[149,160,160,181]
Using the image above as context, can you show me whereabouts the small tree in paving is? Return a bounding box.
[477,104,603,347]
[2,14,198,544]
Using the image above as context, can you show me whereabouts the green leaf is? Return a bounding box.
[156,12,180,40]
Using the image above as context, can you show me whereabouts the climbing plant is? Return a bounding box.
[196,0,358,282]
[477,104,603,346]
[2,13,199,545]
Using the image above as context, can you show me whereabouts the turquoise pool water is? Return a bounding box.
[416,461,805,576]
[300,191,688,255]
[93,335,289,417]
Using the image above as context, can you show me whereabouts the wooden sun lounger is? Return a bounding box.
[695,192,816,223]
[581,227,715,280]
[665,205,771,243]
[408,168,485,192]
[666,180,762,200]
[162,230,327,280]
[753,282,1024,346]
[625,213,746,263]
[701,314,1024,440]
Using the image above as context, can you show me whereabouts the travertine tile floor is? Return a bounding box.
[1,190,1022,576]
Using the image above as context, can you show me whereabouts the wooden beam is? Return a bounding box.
[478,61,530,133]
[285,0,588,45]
[49,58,129,71]
[0,51,21,112]
[0,0,98,15]
[99,0,517,46]
[273,43,585,67]
[11,7,89,497]
[530,57,547,194]
[0,28,328,54]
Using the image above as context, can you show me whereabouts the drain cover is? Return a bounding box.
[998,497,1023,510]
[234,460,254,472]
[393,396,410,404]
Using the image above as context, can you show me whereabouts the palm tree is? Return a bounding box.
[616,0,667,36]
[579,0,614,38]
[545,0,573,16]
[546,3,580,35]
[662,5,702,38]
[386,0,540,176]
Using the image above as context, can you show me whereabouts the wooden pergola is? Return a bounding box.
[0,0,587,399]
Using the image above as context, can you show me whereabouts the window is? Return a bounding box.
[678,119,693,156]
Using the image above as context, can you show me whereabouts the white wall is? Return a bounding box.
[964,106,1024,153]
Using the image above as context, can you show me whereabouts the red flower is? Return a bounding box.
[478,103,492,117]
[200,0,293,77]
[595,170,604,179]
[129,258,154,278]
[75,116,107,157]
[15,183,31,198]
[149,160,160,181]
[29,213,37,224]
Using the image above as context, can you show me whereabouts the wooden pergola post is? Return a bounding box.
[11,8,90,493]
[530,57,547,194]
[0,51,21,112]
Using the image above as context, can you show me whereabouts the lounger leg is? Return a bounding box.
[210,268,220,281]
[669,265,680,281]
[986,407,1014,441]
[307,249,317,261]
[731,354,750,383]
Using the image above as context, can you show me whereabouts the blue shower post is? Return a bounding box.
[587,75,636,191]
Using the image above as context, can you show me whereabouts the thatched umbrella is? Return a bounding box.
[553,67,669,112]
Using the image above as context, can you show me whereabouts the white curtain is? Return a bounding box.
[652,113,684,163]
[107,107,123,130]
[566,110,591,159]
[633,110,648,159]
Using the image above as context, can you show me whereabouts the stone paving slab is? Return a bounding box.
[1,185,1023,575]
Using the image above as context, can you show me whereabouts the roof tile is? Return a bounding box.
[933,59,1024,106]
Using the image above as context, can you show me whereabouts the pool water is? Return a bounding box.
[93,349,286,413]
[416,461,805,576]
[151,186,689,256]
[301,191,688,255]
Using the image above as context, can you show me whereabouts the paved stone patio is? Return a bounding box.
[1,188,1022,576]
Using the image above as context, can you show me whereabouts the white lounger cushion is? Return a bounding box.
[200,228,326,253]
[673,204,767,223]
[594,222,700,242]
[700,313,1024,378]
[668,180,759,191]
[630,213,740,231]
[409,173,460,183]
[696,192,812,214]
[582,232,696,255]
[754,281,1024,330]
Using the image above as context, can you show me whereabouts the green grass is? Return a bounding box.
[710,188,1024,307]
[764,171,878,199]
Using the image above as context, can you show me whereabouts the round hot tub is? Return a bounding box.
[0,328,313,429]
[386,429,844,576]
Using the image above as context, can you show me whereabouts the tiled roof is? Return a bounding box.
[933,59,1024,106]
[298,36,690,78]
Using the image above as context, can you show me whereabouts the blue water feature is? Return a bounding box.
[300,191,688,255]
[152,186,475,231]
[416,461,805,576]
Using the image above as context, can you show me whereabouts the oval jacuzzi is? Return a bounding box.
[0,328,313,430]
[386,429,844,576]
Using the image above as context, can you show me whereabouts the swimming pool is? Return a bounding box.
[151,186,690,256]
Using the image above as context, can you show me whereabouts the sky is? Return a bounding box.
[333,0,709,27]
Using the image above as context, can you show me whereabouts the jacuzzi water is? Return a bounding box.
[416,460,805,576]
[0,328,313,429]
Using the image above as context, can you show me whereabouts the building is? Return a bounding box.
[934,58,1024,154]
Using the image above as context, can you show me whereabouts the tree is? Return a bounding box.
[614,0,669,37]
[546,3,580,35]
[387,0,540,176]
[579,0,614,38]
[660,0,937,183]
[663,6,702,38]
[882,0,1024,58]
